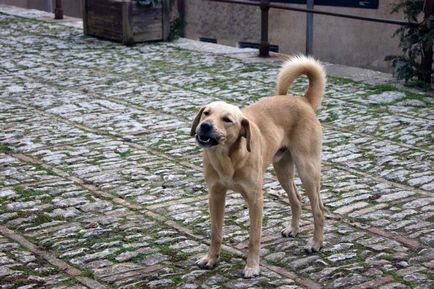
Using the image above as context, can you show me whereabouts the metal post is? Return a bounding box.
[421,0,433,84]
[54,0,63,20]
[306,0,314,55]
[47,0,53,13]
[259,0,270,57]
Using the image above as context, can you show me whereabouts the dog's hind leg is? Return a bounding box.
[274,152,302,238]
[292,152,324,253]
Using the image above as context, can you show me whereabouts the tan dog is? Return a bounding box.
[190,55,326,278]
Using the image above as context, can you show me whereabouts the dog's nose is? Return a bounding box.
[200,122,213,133]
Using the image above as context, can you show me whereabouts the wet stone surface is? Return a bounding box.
[0,6,433,289]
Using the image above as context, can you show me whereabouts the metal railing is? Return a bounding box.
[207,0,421,57]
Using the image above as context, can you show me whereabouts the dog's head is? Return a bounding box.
[190,101,251,152]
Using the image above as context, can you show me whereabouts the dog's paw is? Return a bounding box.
[281,228,298,238]
[195,255,218,269]
[304,238,323,254]
[243,265,260,278]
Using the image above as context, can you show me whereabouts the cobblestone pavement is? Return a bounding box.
[1,6,433,289]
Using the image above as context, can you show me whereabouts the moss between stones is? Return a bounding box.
[0,143,11,153]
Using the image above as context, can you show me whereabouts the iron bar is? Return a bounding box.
[54,0,63,19]
[259,0,270,57]
[47,0,52,13]
[306,0,313,55]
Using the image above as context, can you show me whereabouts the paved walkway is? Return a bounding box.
[0,5,433,289]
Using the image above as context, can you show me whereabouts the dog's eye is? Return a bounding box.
[203,111,210,116]
[222,117,232,123]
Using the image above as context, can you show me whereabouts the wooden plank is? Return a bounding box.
[122,1,132,44]
[132,14,162,27]
[86,0,123,42]
[130,7,161,18]
[87,1,119,9]
[133,31,163,42]
[87,13,122,26]
[131,2,163,41]
[87,5,119,12]
[132,23,162,35]
[87,13,123,41]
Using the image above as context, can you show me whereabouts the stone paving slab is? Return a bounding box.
[0,233,88,289]
[0,5,433,289]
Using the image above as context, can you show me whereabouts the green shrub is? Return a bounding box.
[385,0,433,87]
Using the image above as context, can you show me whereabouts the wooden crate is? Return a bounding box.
[82,0,170,45]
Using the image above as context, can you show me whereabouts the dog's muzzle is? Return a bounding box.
[195,122,220,148]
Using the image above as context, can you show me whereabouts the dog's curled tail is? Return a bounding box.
[276,55,326,111]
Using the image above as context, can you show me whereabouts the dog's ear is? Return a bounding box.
[190,106,205,137]
[240,118,251,152]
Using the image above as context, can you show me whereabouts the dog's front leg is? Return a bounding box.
[243,191,263,278]
[196,185,226,269]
